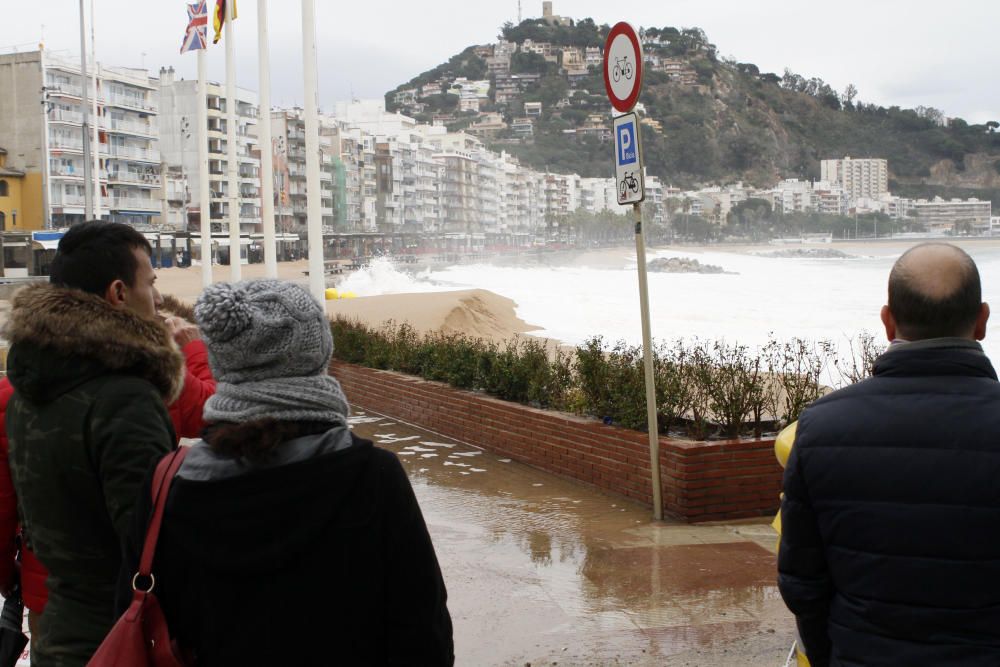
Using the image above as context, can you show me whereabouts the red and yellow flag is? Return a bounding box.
[212,0,237,44]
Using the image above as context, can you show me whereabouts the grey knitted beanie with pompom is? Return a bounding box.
[194,279,349,425]
[195,279,333,383]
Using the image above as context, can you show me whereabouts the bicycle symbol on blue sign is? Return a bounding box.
[617,121,637,166]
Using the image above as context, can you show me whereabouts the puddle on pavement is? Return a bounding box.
[348,409,794,665]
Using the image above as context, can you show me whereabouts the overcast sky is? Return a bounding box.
[1,1,996,123]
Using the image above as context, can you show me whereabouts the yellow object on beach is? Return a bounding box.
[774,420,810,667]
[324,289,358,300]
[775,421,797,468]
[772,421,798,536]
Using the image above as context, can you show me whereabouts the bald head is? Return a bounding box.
[887,243,983,340]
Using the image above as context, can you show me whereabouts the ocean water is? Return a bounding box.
[336,245,1000,371]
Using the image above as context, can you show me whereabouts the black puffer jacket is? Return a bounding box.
[778,339,1000,667]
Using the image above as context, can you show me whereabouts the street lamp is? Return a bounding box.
[179,116,192,229]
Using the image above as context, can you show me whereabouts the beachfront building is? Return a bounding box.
[579,177,617,213]
[264,109,309,234]
[820,156,889,201]
[0,48,161,229]
[0,148,30,232]
[497,153,545,238]
[911,197,992,234]
[158,164,187,230]
[338,127,377,231]
[328,102,445,233]
[157,67,260,235]
[428,132,484,235]
[811,181,850,216]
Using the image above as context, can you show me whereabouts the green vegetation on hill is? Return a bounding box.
[385,19,1000,192]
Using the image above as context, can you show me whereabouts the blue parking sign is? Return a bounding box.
[613,112,644,205]
[617,122,637,166]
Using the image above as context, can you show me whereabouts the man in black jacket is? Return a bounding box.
[4,222,184,665]
[778,242,1000,667]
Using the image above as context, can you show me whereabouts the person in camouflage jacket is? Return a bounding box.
[3,222,184,666]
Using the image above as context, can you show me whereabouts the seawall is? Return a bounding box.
[332,361,783,522]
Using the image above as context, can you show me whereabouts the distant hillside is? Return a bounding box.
[386,19,1000,198]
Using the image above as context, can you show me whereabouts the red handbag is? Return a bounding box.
[87,447,190,667]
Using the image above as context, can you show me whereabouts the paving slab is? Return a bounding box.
[350,408,796,666]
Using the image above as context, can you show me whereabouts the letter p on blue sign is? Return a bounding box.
[617,121,637,166]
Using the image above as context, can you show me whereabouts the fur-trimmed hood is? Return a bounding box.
[3,283,185,403]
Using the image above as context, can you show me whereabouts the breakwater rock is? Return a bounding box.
[648,257,730,274]
[758,248,854,259]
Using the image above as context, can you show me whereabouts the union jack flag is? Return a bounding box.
[180,0,208,54]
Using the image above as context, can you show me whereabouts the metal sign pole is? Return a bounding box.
[633,202,662,520]
[605,20,661,521]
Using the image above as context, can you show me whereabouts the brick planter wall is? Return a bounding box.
[332,361,783,522]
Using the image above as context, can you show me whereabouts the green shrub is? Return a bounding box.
[329,316,880,440]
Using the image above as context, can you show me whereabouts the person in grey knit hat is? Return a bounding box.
[194,278,350,426]
[121,278,454,665]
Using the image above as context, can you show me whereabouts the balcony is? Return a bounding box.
[48,83,83,98]
[107,170,158,186]
[51,167,111,181]
[51,194,85,207]
[111,196,159,211]
[104,118,156,137]
[106,145,160,163]
[49,138,86,153]
[49,109,84,124]
[103,93,156,113]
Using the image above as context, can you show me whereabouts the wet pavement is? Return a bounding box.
[349,408,796,666]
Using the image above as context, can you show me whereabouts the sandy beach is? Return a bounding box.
[327,289,542,342]
[147,260,545,344]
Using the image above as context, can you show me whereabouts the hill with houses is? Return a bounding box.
[386,12,1000,203]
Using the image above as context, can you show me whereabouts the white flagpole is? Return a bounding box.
[257,0,277,278]
[78,0,94,220]
[225,1,241,280]
[90,0,101,220]
[198,48,212,287]
[301,0,324,301]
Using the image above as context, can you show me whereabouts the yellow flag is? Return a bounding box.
[212,0,237,44]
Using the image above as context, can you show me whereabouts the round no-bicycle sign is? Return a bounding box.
[603,22,643,113]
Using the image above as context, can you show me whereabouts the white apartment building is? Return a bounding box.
[580,177,618,213]
[771,179,815,214]
[427,132,485,234]
[542,172,581,220]
[338,127,378,231]
[496,152,544,235]
[811,180,849,216]
[327,103,443,232]
[820,156,888,201]
[157,68,260,234]
[912,197,992,233]
[0,49,161,228]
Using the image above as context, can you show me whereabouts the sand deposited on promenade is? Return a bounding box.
[149,263,542,343]
[328,289,542,342]
[153,260,312,303]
